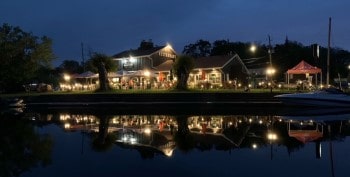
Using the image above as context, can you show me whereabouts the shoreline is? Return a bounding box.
[21,92,282,106]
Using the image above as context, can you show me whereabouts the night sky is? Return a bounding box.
[1,0,349,66]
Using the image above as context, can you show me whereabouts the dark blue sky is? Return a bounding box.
[1,0,350,66]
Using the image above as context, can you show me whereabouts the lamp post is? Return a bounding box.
[63,74,71,91]
[251,35,275,93]
[144,70,151,89]
[266,67,276,93]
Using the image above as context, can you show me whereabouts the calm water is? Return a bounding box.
[1,107,350,177]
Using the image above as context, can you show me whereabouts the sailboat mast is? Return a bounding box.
[327,17,331,86]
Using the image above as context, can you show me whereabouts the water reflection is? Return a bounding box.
[21,111,350,157]
[0,112,53,177]
[1,108,350,177]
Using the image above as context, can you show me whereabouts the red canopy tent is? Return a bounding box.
[288,122,323,144]
[287,60,322,88]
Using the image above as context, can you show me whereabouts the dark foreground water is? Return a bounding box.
[1,106,350,177]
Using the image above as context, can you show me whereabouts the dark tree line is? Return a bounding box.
[0,23,55,92]
[183,38,350,82]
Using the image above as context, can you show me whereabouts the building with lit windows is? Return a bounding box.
[188,54,250,89]
[111,40,177,89]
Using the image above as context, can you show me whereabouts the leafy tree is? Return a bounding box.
[86,52,116,91]
[0,23,55,92]
[58,60,83,74]
[182,39,211,58]
[172,55,194,90]
[211,40,234,56]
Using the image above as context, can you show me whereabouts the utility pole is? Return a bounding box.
[81,42,85,72]
[267,35,274,93]
[268,35,273,67]
[326,17,331,87]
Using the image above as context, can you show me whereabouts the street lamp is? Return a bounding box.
[63,74,71,91]
[251,36,275,93]
[266,67,276,93]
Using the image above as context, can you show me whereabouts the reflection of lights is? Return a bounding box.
[130,137,137,144]
[164,148,174,157]
[121,135,138,144]
[267,132,278,141]
[249,118,252,123]
[64,123,70,129]
[252,143,258,149]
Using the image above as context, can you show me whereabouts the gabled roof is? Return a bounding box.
[194,55,234,69]
[193,54,250,74]
[155,60,174,72]
[287,60,321,74]
[113,46,165,58]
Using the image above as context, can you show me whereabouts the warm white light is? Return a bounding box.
[64,123,70,129]
[252,143,258,149]
[130,57,136,63]
[63,74,71,82]
[267,132,278,141]
[144,70,150,77]
[250,44,257,53]
[144,128,151,134]
[266,67,276,75]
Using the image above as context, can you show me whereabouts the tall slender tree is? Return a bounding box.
[87,52,116,91]
[172,55,194,90]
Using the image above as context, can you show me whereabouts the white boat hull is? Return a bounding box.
[275,89,350,107]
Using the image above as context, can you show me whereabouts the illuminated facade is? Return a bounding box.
[189,54,250,89]
[112,40,177,89]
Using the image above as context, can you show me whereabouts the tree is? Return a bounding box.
[0,23,55,92]
[58,60,83,74]
[172,55,194,90]
[86,52,116,91]
[182,39,211,58]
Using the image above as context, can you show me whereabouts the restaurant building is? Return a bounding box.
[189,54,250,89]
[112,40,177,89]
